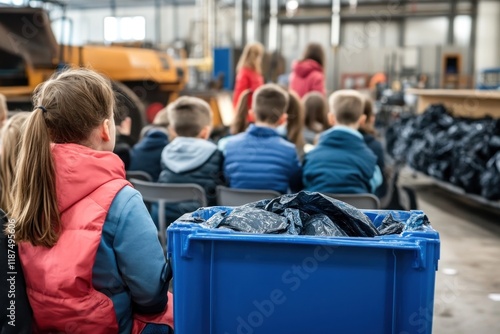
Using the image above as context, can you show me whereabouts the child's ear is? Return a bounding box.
[198,125,212,140]
[249,109,255,119]
[168,126,177,140]
[277,113,288,125]
[101,119,111,142]
[357,114,367,128]
[328,113,336,126]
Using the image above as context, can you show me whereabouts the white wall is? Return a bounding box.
[454,15,471,47]
[475,0,500,71]
[404,17,449,47]
[52,5,200,46]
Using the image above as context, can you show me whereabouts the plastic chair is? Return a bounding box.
[216,186,281,206]
[126,170,153,182]
[129,179,207,250]
[324,193,380,209]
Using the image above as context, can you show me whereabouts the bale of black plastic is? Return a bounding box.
[481,152,500,200]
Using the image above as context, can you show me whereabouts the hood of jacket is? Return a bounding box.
[52,143,126,213]
[292,59,323,78]
[135,129,169,151]
[161,137,218,173]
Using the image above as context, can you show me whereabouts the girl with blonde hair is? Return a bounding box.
[233,42,265,111]
[0,112,30,212]
[11,68,173,333]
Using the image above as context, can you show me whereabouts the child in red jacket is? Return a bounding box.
[289,43,326,98]
[233,42,265,112]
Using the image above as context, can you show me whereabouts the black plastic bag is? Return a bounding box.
[481,152,500,200]
[202,191,379,237]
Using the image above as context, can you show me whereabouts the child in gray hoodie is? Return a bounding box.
[157,96,224,224]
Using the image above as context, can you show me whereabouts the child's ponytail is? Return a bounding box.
[12,107,60,247]
[230,89,251,135]
[286,90,305,153]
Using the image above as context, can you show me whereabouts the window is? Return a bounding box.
[104,16,145,42]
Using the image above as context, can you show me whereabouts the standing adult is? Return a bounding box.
[289,43,326,98]
[233,42,265,109]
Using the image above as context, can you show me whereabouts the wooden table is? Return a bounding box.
[407,89,500,118]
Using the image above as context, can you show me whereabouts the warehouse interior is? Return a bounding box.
[0,0,499,333]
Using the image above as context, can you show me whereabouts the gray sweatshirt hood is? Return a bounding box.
[161,137,218,173]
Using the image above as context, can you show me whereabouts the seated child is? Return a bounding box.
[129,108,169,181]
[12,68,173,333]
[158,96,225,223]
[302,89,382,194]
[359,97,387,198]
[224,84,302,193]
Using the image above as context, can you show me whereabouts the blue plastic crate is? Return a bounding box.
[167,209,440,334]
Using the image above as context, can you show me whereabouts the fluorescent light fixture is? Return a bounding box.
[286,0,299,12]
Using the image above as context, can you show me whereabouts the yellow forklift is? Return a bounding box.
[0,6,186,143]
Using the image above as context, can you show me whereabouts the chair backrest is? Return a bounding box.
[130,179,207,250]
[126,170,153,182]
[324,193,380,209]
[216,186,281,206]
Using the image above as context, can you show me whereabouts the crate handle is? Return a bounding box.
[183,233,433,269]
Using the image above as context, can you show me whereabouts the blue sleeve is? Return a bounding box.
[370,165,383,194]
[112,187,169,314]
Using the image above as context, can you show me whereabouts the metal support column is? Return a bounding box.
[172,0,179,40]
[331,0,340,46]
[469,0,478,86]
[269,0,279,51]
[235,0,246,47]
[155,0,162,45]
[252,0,262,42]
[447,0,457,45]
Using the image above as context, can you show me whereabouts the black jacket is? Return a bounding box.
[0,210,32,333]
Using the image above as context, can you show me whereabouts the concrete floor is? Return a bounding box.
[400,172,500,334]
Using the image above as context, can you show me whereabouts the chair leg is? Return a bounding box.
[158,201,167,252]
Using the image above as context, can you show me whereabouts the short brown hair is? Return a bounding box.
[328,90,365,125]
[252,84,289,124]
[167,96,212,137]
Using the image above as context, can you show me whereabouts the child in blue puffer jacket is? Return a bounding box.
[224,84,303,193]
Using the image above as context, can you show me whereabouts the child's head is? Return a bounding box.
[166,96,213,139]
[32,68,115,149]
[12,68,115,247]
[0,112,29,212]
[237,42,264,74]
[302,43,325,68]
[303,92,329,133]
[328,90,366,128]
[0,93,8,126]
[252,84,289,127]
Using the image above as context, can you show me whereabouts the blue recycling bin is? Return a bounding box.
[167,208,440,334]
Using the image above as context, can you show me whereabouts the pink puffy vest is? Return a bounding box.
[19,178,129,333]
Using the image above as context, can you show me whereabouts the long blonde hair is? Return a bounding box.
[236,42,264,74]
[0,113,30,212]
[11,68,115,247]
